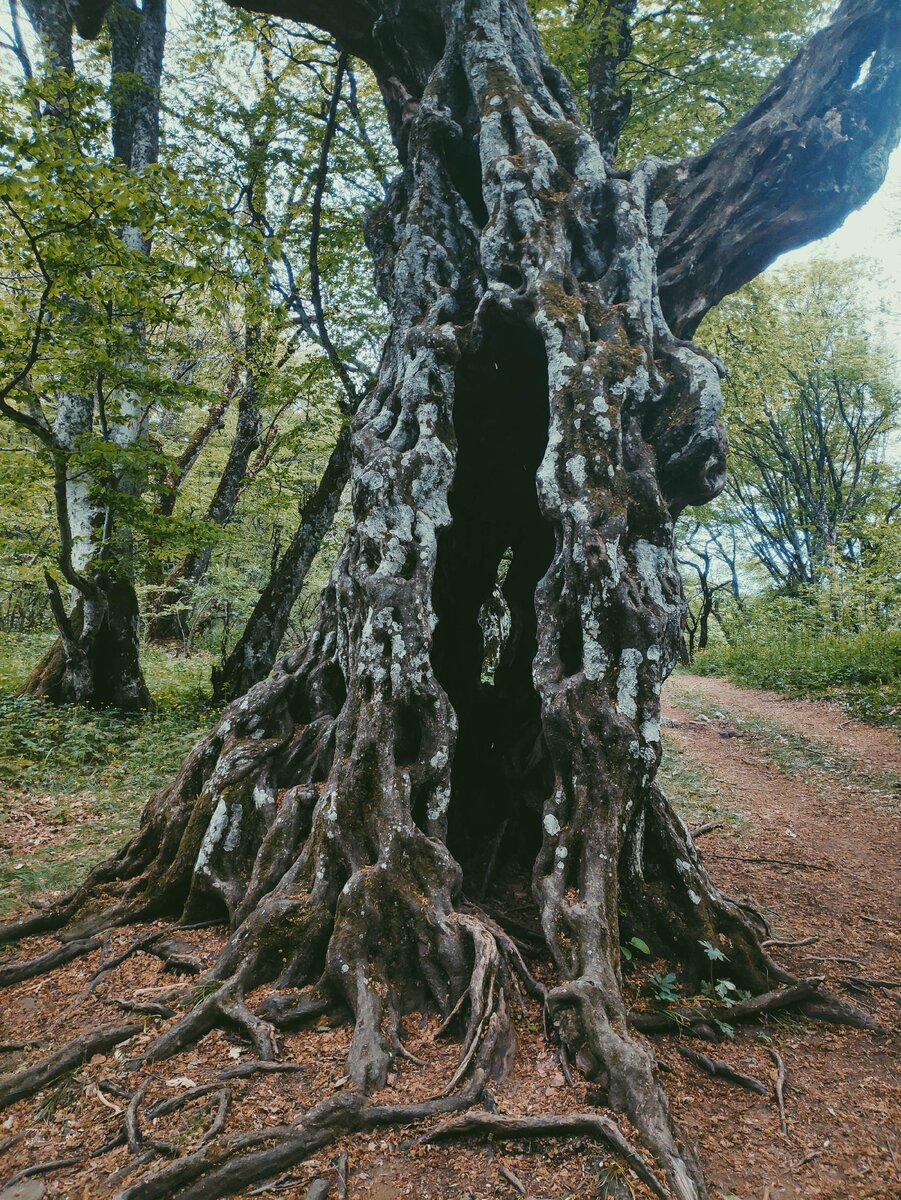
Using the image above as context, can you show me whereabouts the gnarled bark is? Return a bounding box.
[3,2,898,1197]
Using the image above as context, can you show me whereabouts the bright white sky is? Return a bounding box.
[776,145,901,360]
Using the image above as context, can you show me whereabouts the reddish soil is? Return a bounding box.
[666,673,900,779]
[0,675,898,1200]
[662,673,900,1200]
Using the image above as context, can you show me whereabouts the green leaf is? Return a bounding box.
[699,939,728,962]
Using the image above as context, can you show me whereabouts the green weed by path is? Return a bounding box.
[692,629,900,726]
[658,732,746,831]
[0,633,215,917]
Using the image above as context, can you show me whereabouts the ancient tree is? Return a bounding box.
[2,1,899,1197]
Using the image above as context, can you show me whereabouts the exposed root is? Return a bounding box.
[422,1110,672,1200]
[2,844,872,1200]
[546,978,706,1200]
[0,1023,141,1112]
[441,914,513,1094]
[629,978,825,1035]
[799,992,882,1030]
[675,1045,769,1096]
[122,980,243,1070]
[256,987,335,1029]
[0,1133,126,1190]
[688,821,724,838]
[841,975,901,991]
[761,934,819,950]
[0,935,101,986]
[126,1080,178,1156]
[769,1047,788,1136]
[218,1060,306,1081]
[116,1077,492,1200]
[98,994,179,1019]
[335,1150,348,1199]
[0,833,879,1200]
[0,919,213,1001]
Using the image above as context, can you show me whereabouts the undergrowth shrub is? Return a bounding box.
[694,622,900,725]
[0,633,214,915]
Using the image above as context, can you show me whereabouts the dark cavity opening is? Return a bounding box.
[431,319,555,890]
[559,612,583,678]
[441,62,489,228]
[394,702,423,767]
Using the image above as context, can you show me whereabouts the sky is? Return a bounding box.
[776,145,901,359]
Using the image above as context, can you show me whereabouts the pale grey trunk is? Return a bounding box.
[18,0,164,709]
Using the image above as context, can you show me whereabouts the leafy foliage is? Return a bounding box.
[676,260,900,721]
[0,631,211,914]
[693,615,901,724]
[530,0,825,161]
[700,260,900,595]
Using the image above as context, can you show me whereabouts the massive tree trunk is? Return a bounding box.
[3,1,898,1196]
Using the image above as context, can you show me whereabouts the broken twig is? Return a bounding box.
[761,935,819,949]
[769,1048,787,1136]
[690,820,724,838]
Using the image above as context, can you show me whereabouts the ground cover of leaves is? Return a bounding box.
[1,674,898,1200]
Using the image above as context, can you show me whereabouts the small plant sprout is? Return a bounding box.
[620,935,651,962]
[699,938,728,963]
[648,971,679,1003]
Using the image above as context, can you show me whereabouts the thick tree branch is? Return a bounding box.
[657,0,901,337]
[155,390,233,520]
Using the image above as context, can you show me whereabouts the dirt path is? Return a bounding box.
[666,672,901,778]
[661,673,900,1200]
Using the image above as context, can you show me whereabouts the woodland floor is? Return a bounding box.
[1,673,899,1200]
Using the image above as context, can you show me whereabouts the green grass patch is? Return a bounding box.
[658,732,746,831]
[0,632,215,917]
[692,628,900,726]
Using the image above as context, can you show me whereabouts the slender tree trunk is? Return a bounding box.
[211,422,351,702]
[18,0,163,710]
[697,599,710,651]
[146,359,263,642]
[6,1,898,1195]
